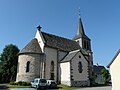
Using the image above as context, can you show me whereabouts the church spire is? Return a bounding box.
[73,10,91,51]
[73,11,88,40]
[77,16,85,36]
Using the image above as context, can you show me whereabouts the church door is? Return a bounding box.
[50,73,54,80]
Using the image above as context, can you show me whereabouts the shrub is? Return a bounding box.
[10,81,15,85]
[17,81,22,86]
[22,81,31,86]
[10,81,31,86]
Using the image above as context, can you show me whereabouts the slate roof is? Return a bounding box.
[72,17,90,40]
[93,65,105,74]
[107,49,120,68]
[61,50,79,63]
[73,34,90,40]
[42,32,80,51]
[19,38,42,54]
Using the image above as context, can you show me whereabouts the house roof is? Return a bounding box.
[42,32,80,51]
[60,49,89,63]
[107,49,120,68]
[93,65,105,74]
[61,50,79,63]
[19,38,42,54]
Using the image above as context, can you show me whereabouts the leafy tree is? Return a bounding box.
[0,44,19,83]
[102,68,110,84]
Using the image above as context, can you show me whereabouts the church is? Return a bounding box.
[16,16,93,86]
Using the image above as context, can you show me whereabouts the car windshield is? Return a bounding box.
[40,79,46,83]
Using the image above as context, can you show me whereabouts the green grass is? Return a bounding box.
[7,85,31,88]
[8,84,78,89]
[58,84,79,90]
[8,84,76,89]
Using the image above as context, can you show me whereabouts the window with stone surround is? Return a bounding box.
[78,61,83,73]
[26,61,30,72]
[51,61,54,71]
[50,61,54,80]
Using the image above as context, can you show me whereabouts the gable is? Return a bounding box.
[70,51,89,81]
[107,49,120,68]
[110,51,120,68]
[61,50,88,63]
[35,30,45,52]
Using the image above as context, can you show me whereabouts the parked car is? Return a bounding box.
[31,78,47,89]
[47,80,57,88]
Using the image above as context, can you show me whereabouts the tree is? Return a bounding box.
[0,44,19,83]
[102,68,110,84]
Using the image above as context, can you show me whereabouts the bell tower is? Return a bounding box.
[73,15,94,83]
[73,16,91,51]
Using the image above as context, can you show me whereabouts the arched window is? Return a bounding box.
[78,61,83,73]
[51,61,54,71]
[86,41,89,50]
[50,61,54,80]
[77,40,79,44]
[84,41,87,49]
[26,61,30,72]
[17,62,19,73]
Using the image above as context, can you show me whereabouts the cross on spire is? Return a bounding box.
[78,7,81,18]
[77,8,85,36]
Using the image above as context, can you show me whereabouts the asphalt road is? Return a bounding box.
[9,86,112,90]
[0,84,112,90]
[75,86,112,90]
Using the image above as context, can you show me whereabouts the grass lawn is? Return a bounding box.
[58,84,80,90]
[8,85,31,88]
[6,84,79,89]
[8,84,78,89]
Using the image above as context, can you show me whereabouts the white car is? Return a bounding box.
[31,78,47,89]
[47,80,57,88]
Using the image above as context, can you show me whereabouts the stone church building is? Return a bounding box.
[16,17,93,86]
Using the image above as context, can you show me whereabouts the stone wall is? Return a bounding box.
[71,51,89,82]
[71,80,90,86]
[16,53,44,82]
[44,47,57,81]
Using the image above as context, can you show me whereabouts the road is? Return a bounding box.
[9,86,111,90]
[75,86,112,90]
[0,85,112,90]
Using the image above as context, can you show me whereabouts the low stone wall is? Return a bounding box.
[61,80,90,86]
[16,74,40,82]
[71,80,90,86]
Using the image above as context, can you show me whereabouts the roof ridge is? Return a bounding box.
[41,31,76,43]
[41,31,81,51]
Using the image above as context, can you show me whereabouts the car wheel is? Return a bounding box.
[35,85,38,89]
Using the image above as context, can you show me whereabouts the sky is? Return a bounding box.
[0,0,120,67]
